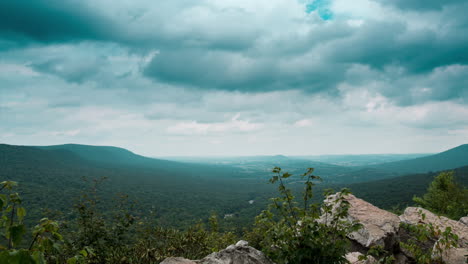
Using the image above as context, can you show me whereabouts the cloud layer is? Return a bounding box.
[1,0,467,155]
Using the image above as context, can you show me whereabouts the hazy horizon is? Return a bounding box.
[1,0,467,157]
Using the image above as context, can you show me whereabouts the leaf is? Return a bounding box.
[9,224,26,246]
[17,207,26,222]
[31,251,46,264]
[67,257,78,264]
[0,194,6,209]
[0,249,36,264]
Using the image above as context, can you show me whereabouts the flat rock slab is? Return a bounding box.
[322,193,401,248]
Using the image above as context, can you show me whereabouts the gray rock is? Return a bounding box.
[345,252,377,264]
[198,240,275,264]
[460,216,468,226]
[321,193,401,249]
[438,247,468,264]
[400,207,468,247]
[160,257,197,264]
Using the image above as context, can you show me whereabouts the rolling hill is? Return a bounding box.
[0,144,275,230]
[369,144,468,175]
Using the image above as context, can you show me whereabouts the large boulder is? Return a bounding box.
[321,193,401,249]
[400,207,468,264]
[198,240,275,264]
[399,207,468,247]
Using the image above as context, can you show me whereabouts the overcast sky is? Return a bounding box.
[1,0,467,156]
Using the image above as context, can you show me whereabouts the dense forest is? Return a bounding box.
[0,143,467,263]
[1,144,468,232]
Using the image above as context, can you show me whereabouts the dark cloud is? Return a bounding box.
[327,21,468,74]
[144,49,277,91]
[143,48,346,93]
[1,0,467,107]
[375,0,464,11]
[0,0,118,44]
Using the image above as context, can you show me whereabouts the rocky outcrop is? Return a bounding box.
[400,207,468,247]
[323,194,467,264]
[321,193,400,249]
[160,241,275,264]
[198,240,275,264]
[161,197,468,264]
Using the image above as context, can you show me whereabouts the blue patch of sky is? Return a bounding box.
[306,0,333,20]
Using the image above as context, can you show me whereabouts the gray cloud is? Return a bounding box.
[0,0,118,45]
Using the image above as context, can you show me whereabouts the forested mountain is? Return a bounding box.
[0,144,275,230]
[367,144,468,174]
[295,153,431,166]
[1,143,467,232]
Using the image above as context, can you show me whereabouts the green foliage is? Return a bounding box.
[0,177,238,264]
[246,167,361,264]
[413,171,468,219]
[132,222,236,263]
[0,181,64,264]
[400,210,459,264]
[358,245,395,264]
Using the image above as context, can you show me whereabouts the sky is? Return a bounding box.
[0,0,467,156]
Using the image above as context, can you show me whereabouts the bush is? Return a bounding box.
[0,181,64,264]
[245,167,361,264]
[413,171,468,220]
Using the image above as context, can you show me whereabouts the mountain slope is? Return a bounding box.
[343,165,468,210]
[369,144,468,175]
[0,144,275,229]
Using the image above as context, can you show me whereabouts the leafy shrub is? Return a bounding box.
[132,219,236,263]
[413,171,468,220]
[246,167,361,264]
[0,181,64,264]
[63,178,236,264]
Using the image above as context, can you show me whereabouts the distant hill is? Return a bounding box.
[39,144,187,169]
[0,144,275,230]
[163,154,359,182]
[296,153,431,167]
[369,144,468,175]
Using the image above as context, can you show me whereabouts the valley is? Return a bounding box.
[1,143,467,233]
